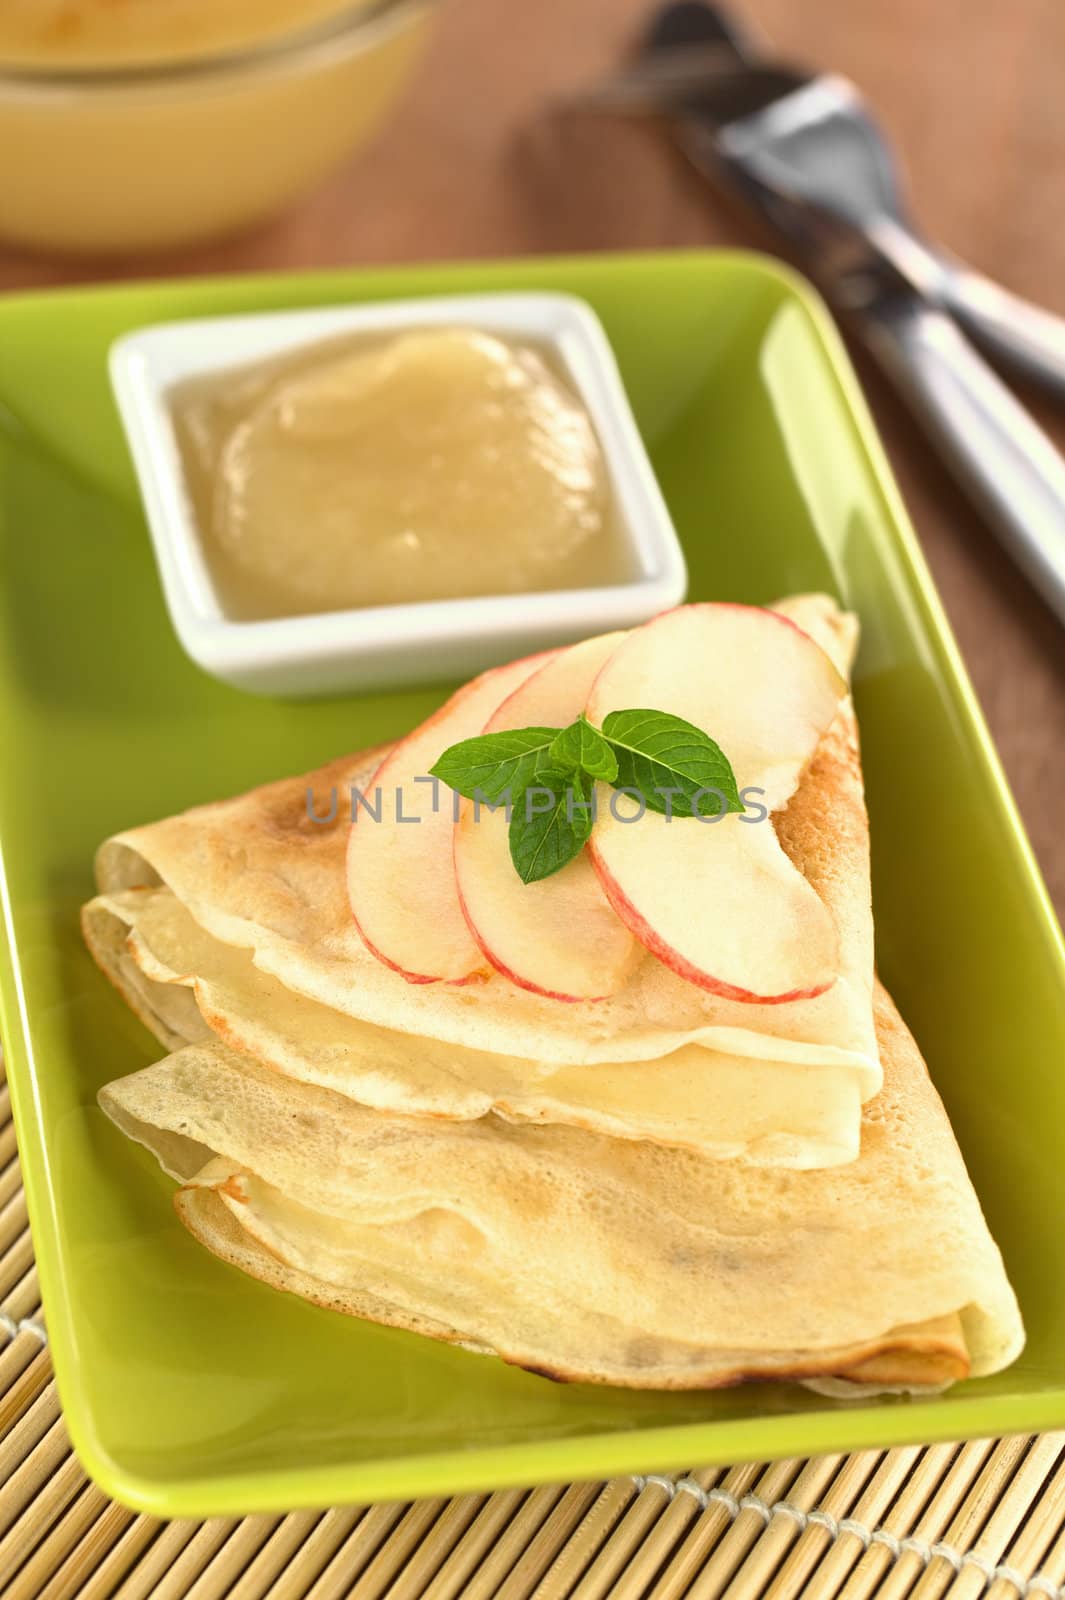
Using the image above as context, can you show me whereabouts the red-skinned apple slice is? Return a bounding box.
[585,604,846,1002]
[590,804,838,1002]
[347,650,555,983]
[586,603,846,807]
[454,633,637,1001]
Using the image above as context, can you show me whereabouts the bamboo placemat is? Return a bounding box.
[3,1058,1065,1600]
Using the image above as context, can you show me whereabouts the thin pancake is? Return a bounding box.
[90,596,880,1169]
[98,983,1023,1391]
[83,884,863,1166]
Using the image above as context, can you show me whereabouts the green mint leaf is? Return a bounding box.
[430,728,559,803]
[602,708,742,818]
[549,715,619,782]
[508,765,594,884]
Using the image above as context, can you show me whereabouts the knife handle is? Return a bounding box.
[865,219,1065,399]
[859,294,1065,623]
[939,264,1065,398]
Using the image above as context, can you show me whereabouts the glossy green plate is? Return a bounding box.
[1,253,1063,1519]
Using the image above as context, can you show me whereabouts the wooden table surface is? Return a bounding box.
[1,0,1062,913]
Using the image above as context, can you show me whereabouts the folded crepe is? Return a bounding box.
[86,592,1024,1391]
[84,594,880,1168]
[84,884,863,1162]
[98,982,1023,1391]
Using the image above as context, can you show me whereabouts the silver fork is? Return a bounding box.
[572,2,1065,624]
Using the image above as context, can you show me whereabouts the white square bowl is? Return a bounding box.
[109,292,688,697]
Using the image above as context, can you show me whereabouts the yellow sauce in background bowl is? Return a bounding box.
[0,0,434,254]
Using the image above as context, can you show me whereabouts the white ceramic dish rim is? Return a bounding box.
[108,292,688,690]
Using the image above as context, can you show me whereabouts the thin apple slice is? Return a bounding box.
[585,603,847,1001]
[347,651,554,983]
[455,633,637,1000]
[585,603,846,809]
[590,806,838,1002]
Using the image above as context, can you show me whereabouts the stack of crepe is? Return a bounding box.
[83,594,1023,1391]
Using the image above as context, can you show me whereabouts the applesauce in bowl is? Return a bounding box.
[173,326,626,619]
[109,292,687,695]
[0,0,434,255]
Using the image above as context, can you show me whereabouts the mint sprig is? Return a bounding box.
[430,707,741,883]
[549,714,618,781]
[509,766,594,884]
[602,709,742,818]
[430,727,557,803]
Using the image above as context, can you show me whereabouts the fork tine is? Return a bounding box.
[641,0,759,64]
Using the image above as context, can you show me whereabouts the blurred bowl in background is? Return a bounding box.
[0,0,435,256]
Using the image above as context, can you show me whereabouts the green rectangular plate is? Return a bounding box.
[1,252,1063,1520]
